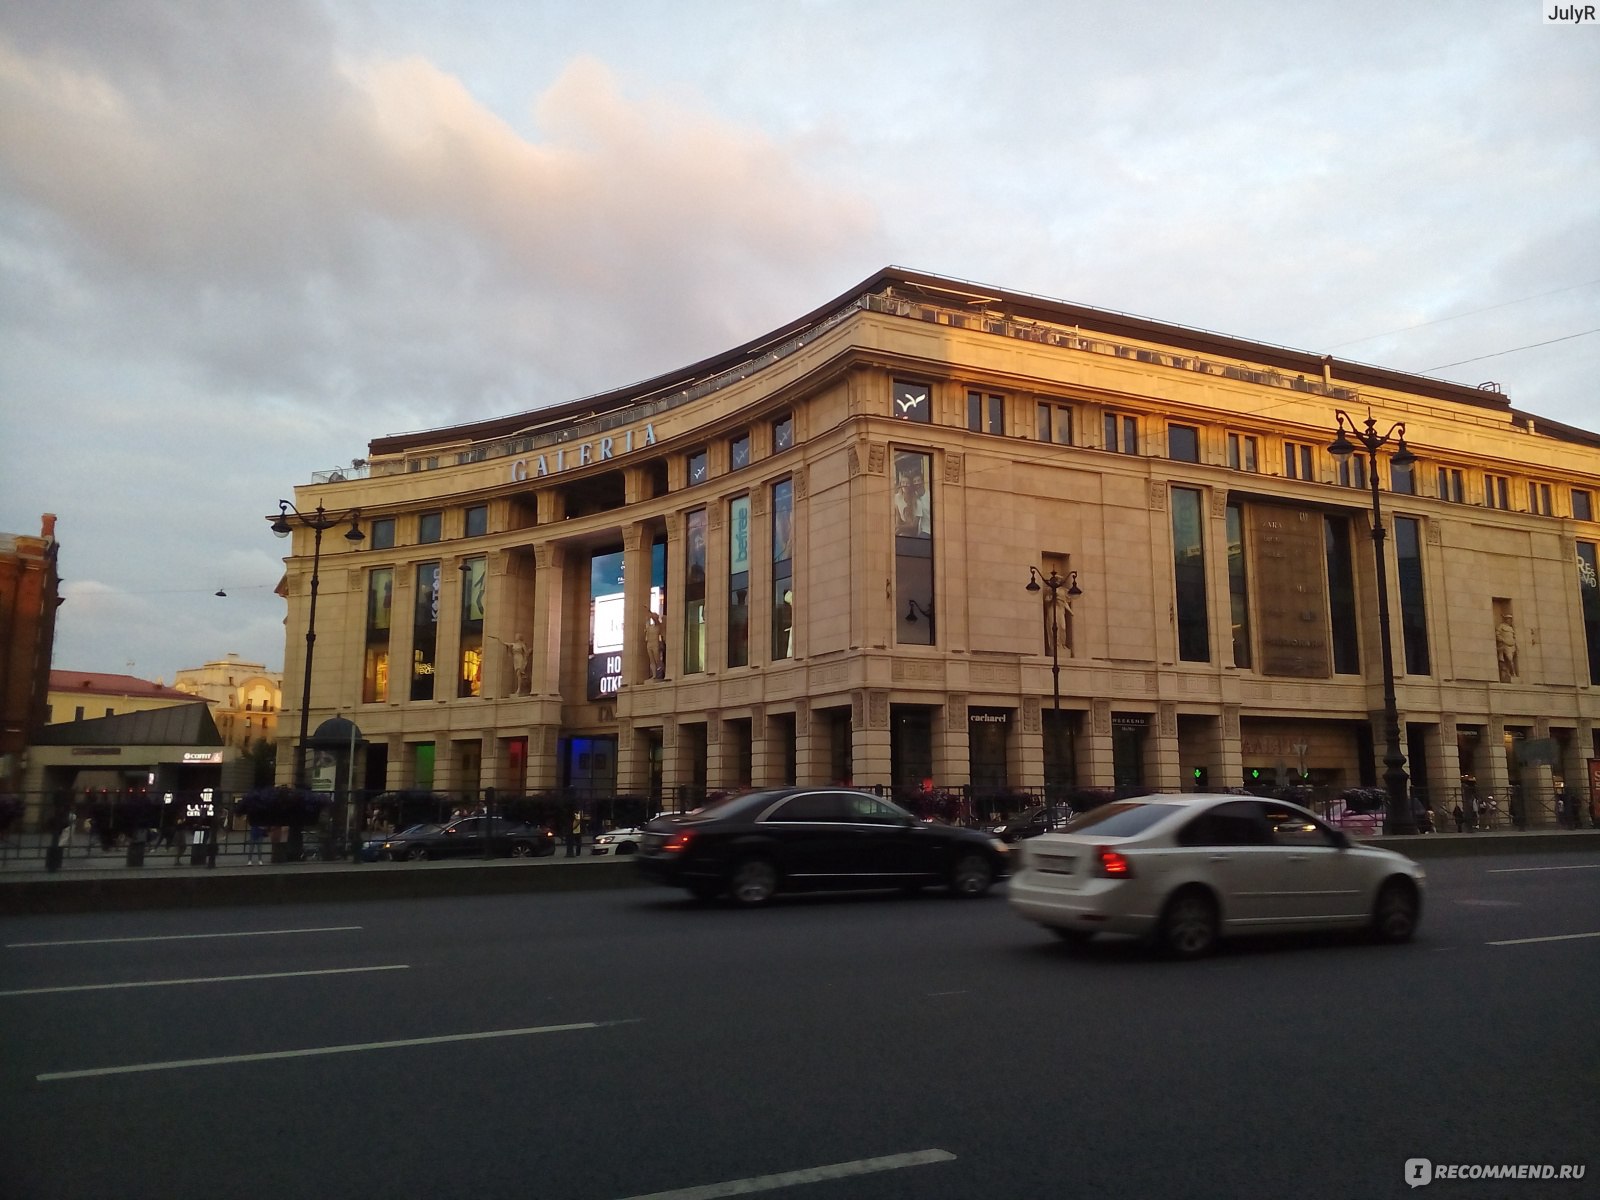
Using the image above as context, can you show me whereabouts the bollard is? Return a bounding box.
[126,840,146,868]
[45,844,64,872]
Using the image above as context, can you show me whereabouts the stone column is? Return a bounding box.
[531,543,566,697]
[1015,696,1043,792]
[793,703,828,787]
[852,690,892,789]
[1423,717,1463,812]
[937,695,974,790]
[1480,717,1512,828]
[1217,705,1244,791]
[1150,703,1183,793]
[1084,699,1115,788]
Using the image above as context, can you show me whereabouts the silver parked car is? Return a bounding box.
[1007,794,1424,958]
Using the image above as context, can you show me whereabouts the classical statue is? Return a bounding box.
[1495,614,1518,682]
[508,639,531,694]
[644,610,665,680]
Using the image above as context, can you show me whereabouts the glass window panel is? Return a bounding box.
[1172,488,1209,662]
[464,505,488,537]
[418,512,442,543]
[1169,425,1199,463]
[684,509,707,673]
[1394,517,1430,676]
[892,380,931,423]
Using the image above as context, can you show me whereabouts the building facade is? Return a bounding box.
[0,514,61,792]
[271,268,1600,822]
[172,654,283,753]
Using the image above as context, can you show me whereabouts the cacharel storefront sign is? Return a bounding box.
[509,423,657,482]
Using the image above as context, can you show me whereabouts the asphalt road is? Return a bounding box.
[2,852,1596,1200]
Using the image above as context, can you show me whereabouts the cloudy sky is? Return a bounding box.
[2,0,1597,685]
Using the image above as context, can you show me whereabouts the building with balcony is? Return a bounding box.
[270,268,1600,822]
[172,654,282,753]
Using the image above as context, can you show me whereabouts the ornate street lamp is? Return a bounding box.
[1026,566,1082,800]
[1327,411,1417,835]
[905,598,936,639]
[271,501,364,789]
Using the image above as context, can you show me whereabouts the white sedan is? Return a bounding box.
[590,826,643,856]
[1007,793,1424,958]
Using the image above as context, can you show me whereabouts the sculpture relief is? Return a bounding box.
[1494,601,1518,682]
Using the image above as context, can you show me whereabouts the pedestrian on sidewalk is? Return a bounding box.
[1452,802,1464,832]
[565,809,583,857]
[246,820,267,865]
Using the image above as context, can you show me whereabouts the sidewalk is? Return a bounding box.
[0,841,640,915]
[2,827,1594,917]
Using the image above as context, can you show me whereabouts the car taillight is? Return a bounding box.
[1094,846,1134,878]
[662,831,695,853]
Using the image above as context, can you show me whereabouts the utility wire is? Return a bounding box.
[1324,278,1600,349]
[1420,328,1600,372]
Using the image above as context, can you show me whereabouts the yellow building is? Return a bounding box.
[272,268,1600,824]
[172,653,282,753]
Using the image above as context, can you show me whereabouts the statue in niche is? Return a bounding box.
[1045,585,1075,659]
[508,639,531,694]
[644,610,666,680]
[1495,611,1518,682]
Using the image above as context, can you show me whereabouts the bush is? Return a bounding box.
[236,786,331,828]
[1340,787,1389,814]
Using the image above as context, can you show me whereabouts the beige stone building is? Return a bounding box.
[272,268,1600,823]
[172,653,282,752]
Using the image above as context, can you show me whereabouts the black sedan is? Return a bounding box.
[986,805,1075,843]
[380,817,554,861]
[636,787,1012,905]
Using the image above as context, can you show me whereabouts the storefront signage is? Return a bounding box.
[588,653,623,699]
[510,423,657,482]
[968,711,1009,724]
[1248,503,1332,678]
[182,751,224,764]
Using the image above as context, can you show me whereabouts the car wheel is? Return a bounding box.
[949,853,995,898]
[1371,878,1420,943]
[729,858,779,907]
[687,879,723,902]
[1158,888,1218,959]
[616,842,637,856]
[409,846,429,862]
[511,841,534,858]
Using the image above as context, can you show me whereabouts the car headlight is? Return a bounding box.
[992,825,1009,835]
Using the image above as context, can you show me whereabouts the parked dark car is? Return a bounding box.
[986,805,1075,843]
[362,822,440,861]
[380,817,555,861]
[636,787,1012,906]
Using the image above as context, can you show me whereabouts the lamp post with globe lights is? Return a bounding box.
[270,501,364,790]
[1026,566,1082,800]
[1327,411,1417,835]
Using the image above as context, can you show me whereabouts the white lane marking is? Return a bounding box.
[1486,864,1600,874]
[615,1149,958,1200]
[0,964,408,997]
[1489,931,1600,947]
[7,926,362,948]
[927,990,969,997]
[37,1020,630,1081]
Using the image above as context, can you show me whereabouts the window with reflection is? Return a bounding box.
[363,568,393,702]
[728,496,750,668]
[772,479,794,660]
[1171,488,1209,662]
[412,562,440,699]
[684,509,707,673]
[1226,503,1251,669]
[894,450,934,645]
[1325,518,1359,674]
[1394,517,1430,676]
[457,557,485,696]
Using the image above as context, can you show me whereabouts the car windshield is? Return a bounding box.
[1059,802,1181,838]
